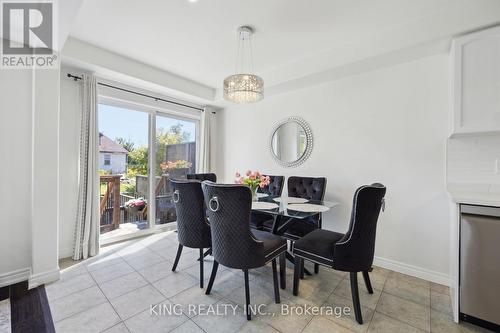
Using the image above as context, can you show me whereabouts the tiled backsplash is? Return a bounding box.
[447,135,500,185]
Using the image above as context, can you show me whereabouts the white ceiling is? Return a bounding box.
[69,0,500,96]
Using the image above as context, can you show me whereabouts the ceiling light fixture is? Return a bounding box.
[223,26,264,104]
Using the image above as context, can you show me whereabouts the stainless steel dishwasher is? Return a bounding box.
[460,204,500,331]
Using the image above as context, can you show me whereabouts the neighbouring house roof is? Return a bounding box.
[99,133,128,154]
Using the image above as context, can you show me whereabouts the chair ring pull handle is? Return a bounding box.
[209,196,219,212]
[173,190,180,203]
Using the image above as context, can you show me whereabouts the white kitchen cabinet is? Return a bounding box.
[452,26,500,135]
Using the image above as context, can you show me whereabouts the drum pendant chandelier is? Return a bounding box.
[223,26,264,103]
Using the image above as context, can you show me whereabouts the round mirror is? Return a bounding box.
[270,117,313,168]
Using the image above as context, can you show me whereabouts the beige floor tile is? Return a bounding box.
[181,257,222,282]
[226,286,274,309]
[367,311,426,333]
[204,270,246,298]
[192,300,248,333]
[116,244,154,259]
[48,232,473,333]
[136,260,174,283]
[170,320,205,333]
[89,261,135,284]
[0,299,11,333]
[376,292,430,332]
[124,300,189,333]
[99,272,148,299]
[110,285,166,320]
[49,286,107,322]
[303,316,355,333]
[239,320,281,333]
[85,253,125,272]
[290,273,343,306]
[102,322,130,333]
[431,290,452,316]
[122,251,165,271]
[334,278,382,310]
[169,286,223,318]
[58,262,88,280]
[431,282,450,296]
[46,273,96,301]
[322,294,374,333]
[55,302,121,333]
[383,276,430,306]
[388,272,430,289]
[358,269,389,291]
[254,299,315,333]
[152,271,199,298]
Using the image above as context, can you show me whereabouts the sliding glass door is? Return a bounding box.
[154,115,197,225]
[97,101,199,241]
[98,104,151,240]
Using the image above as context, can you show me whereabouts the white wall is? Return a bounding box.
[99,153,127,174]
[218,54,451,283]
[0,70,33,284]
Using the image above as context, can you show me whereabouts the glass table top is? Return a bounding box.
[251,195,339,219]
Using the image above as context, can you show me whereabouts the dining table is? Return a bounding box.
[251,194,339,275]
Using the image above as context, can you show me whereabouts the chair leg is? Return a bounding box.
[271,259,281,304]
[171,244,183,271]
[197,248,212,261]
[314,263,319,274]
[243,269,251,320]
[362,271,373,294]
[293,257,301,296]
[300,259,305,279]
[199,248,204,288]
[279,252,286,290]
[350,272,363,324]
[205,261,219,295]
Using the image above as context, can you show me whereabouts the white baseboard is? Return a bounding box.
[29,268,60,289]
[373,256,452,286]
[0,267,31,288]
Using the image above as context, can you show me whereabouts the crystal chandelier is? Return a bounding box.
[223,26,264,103]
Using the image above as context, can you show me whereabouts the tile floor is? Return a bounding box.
[49,231,492,333]
[0,299,10,333]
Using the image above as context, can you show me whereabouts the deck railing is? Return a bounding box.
[99,174,178,233]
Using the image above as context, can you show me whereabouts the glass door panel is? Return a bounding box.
[155,115,197,225]
[98,104,150,240]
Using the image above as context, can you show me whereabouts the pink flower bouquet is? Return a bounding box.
[235,170,271,200]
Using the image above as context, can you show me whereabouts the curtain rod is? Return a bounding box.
[67,73,207,112]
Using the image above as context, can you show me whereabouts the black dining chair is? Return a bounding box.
[292,183,386,324]
[263,176,327,274]
[202,182,287,320]
[250,175,285,230]
[187,173,217,182]
[170,179,212,288]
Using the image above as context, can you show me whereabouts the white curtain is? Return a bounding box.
[73,74,100,260]
[197,106,216,173]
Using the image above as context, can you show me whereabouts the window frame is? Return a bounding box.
[97,92,201,244]
[103,153,111,166]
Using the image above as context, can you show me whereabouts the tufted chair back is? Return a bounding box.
[187,173,217,182]
[287,176,327,201]
[257,175,284,196]
[333,183,386,272]
[170,179,211,249]
[202,182,266,269]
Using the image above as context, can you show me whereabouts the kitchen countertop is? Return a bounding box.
[447,183,500,207]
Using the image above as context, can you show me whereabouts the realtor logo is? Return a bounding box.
[1,1,57,68]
